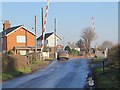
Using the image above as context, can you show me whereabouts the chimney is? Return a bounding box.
[3,20,11,31]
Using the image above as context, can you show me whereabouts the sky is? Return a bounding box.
[1,1,118,47]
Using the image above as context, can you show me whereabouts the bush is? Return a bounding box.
[2,54,26,73]
[70,49,79,56]
[5,50,14,55]
[108,44,120,68]
[27,52,40,63]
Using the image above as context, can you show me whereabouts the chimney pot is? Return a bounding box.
[3,20,11,31]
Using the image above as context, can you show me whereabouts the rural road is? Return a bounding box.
[2,58,91,88]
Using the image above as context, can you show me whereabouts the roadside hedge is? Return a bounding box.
[108,44,120,68]
[2,54,27,73]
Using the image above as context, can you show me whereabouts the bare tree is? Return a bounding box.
[76,39,84,49]
[77,27,96,53]
[99,41,113,51]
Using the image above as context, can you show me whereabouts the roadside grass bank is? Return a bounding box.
[91,57,104,64]
[1,54,53,81]
[2,60,51,81]
[91,58,119,89]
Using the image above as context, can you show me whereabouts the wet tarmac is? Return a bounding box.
[3,58,91,88]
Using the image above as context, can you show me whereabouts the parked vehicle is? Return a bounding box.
[57,50,69,60]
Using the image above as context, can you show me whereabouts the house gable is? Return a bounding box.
[6,26,35,51]
[37,32,61,41]
[37,32,61,47]
[47,33,61,41]
[37,32,53,41]
[46,33,61,47]
[4,26,35,36]
[2,25,22,36]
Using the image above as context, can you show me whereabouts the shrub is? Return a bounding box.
[27,53,39,63]
[71,49,79,56]
[108,44,120,68]
[5,50,14,55]
[2,54,26,73]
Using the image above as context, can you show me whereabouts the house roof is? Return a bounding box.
[2,25,22,35]
[37,32,61,40]
[2,25,35,36]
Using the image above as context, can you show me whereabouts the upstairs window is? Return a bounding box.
[16,36,26,43]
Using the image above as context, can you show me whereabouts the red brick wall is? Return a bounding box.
[6,27,35,51]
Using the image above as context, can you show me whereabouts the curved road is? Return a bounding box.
[3,58,91,88]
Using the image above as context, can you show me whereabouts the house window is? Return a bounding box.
[17,36,26,43]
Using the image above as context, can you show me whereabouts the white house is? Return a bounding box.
[37,32,61,48]
[37,32,61,58]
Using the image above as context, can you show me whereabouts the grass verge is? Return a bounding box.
[91,57,104,64]
[95,67,118,88]
[1,60,51,81]
[91,58,118,88]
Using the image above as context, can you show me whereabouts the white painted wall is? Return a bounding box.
[42,52,49,59]
[74,48,80,52]
[37,33,60,47]
[47,33,60,47]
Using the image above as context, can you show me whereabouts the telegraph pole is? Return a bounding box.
[35,16,37,61]
[35,16,37,53]
[54,18,56,58]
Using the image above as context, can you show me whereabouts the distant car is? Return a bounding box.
[57,50,69,60]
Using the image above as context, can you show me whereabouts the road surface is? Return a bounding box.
[3,58,91,88]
